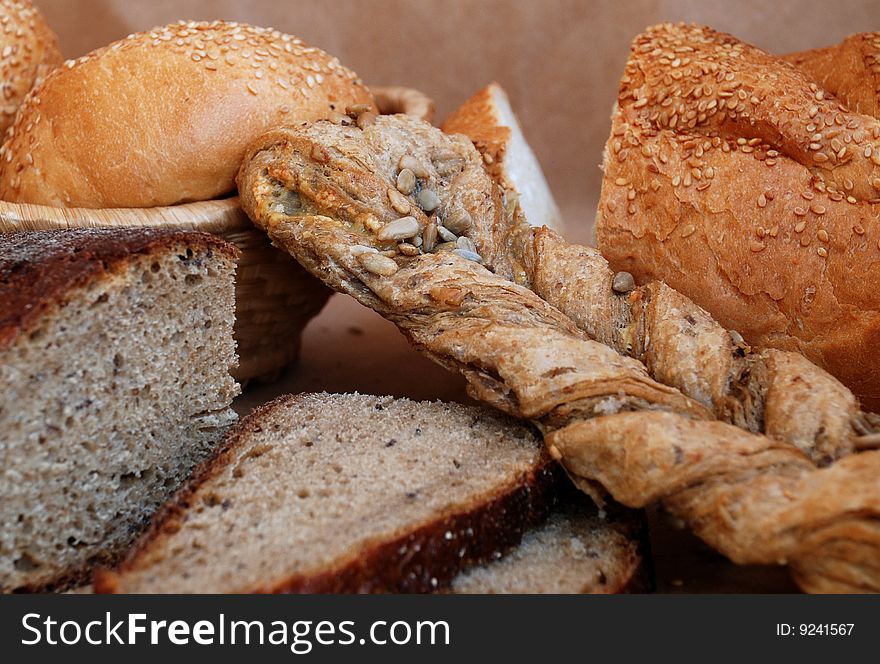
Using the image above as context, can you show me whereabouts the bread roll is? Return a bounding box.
[0,20,373,208]
[596,24,880,411]
[442,82,563,231]
[0,0,61,134]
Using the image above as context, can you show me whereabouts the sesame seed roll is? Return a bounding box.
[0,20,373,208]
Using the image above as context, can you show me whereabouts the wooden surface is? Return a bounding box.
[237,292,800,594]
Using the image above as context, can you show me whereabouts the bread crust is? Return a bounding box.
[441,82,562,231]
[441,83,512,187]
[783,34,880,118]
[94,393,565,593]
[596,23,880,410]
[0,228,238,352]
[0,0,61,135]
[0,20,373,208]
[448,491,653,594]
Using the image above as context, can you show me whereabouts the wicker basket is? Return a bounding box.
[0,87,434,383]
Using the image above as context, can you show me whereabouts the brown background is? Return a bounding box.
[35,0,880,239]
[32,1,876,593]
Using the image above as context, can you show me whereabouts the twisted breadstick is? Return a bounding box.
[239,115,877,464]
[237,117,880,592]
[511,224,875,462]
[548,413,880,593]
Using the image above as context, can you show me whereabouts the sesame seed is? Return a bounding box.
[750,241,765,253]
[794,207,806,216]
[817,246,828,258]
[817,229,829,243]
[794,220,807,233]
[854,224,866,236]
[757,194,767,207]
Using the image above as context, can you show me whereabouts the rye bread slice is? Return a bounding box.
[451,499,651,594]
[1,228,239,592]
[95,392,561,593]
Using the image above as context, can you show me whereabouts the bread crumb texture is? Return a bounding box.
[109,393,548,593]
[0,228,239,591]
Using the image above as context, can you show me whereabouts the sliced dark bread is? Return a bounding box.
[451,499,651,594]
[1,228,239,592]
[95,392,562,593]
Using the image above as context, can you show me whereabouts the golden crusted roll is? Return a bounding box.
[0,0,61,135]
[0,20,373,208]
[597,23,880,411]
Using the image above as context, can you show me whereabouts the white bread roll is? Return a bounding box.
[0,20,373,208]
[0,0,61,135]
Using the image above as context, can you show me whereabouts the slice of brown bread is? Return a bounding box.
[450,500,651,594]
[95,392,562,593]
[0,228,240,592]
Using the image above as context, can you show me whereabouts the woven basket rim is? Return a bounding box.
[372,85,435,124]
[0,196,248,234]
